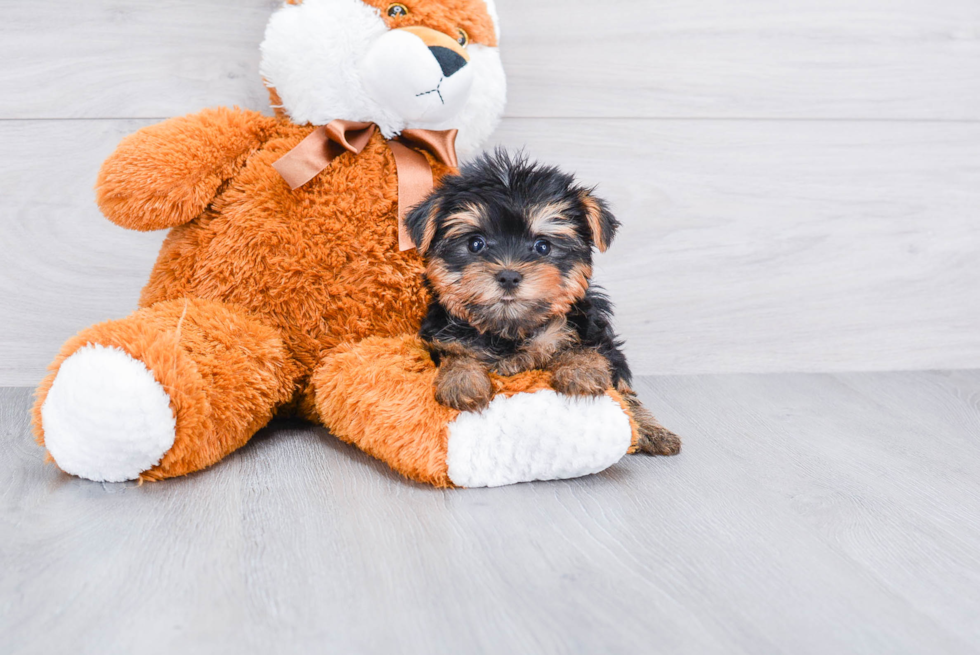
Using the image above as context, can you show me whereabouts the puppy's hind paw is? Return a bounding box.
[635,423,682,456]
[620,388,682,456]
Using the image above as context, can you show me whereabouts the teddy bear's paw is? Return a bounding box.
[41,345,177,482]
[445,389,632,488]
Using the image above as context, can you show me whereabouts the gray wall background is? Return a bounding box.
[1,0,978,385]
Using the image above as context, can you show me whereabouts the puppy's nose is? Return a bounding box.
[429,46,467,77]
[496,270,524,291]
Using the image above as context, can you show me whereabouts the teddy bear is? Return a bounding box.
[32,0,650,488]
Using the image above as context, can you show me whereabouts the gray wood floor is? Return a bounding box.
[3,372,979,655]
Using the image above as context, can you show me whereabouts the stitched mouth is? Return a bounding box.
[415,77,445,105]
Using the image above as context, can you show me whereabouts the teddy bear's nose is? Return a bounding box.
[429,46,467,78]
[397,26,471,78]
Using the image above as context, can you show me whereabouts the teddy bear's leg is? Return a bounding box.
[311,336,635,488]
[32,298,298,482]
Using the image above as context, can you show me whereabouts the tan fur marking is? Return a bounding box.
[427,260,483,326]
[520,262,563,302]
[492,318,578,375]
[427,338,484,361]
[581,193,610,252]
[458,263,504,306]
[526,318,578,361]
[416,199,441,254]
[549,349,612,397]
[442,203,485,241]
[619,388,682,456]
[430,255,592,339]
[548,262,592,316]
[434,354,493,411]
[527,200,578,240]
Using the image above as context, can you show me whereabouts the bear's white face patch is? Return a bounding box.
[260,0,506,156]
[359,28,475,127]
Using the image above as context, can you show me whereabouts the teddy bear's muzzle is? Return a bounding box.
[398,25,470,78]
[359,25,475,125]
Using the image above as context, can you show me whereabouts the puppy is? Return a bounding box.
[405,150,680,456]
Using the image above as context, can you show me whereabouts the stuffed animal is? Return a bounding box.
[32,0,657,488]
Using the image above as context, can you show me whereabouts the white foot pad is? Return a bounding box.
[446,390,632,488]
[42,345,177,482]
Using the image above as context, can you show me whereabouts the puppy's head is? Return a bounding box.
[407,150,620,339]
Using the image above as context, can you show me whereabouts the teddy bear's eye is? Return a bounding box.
[387,3,409,17]
[457,28,469,47]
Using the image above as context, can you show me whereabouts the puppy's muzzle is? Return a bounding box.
[400,26,470,78]
[496,270,523,291]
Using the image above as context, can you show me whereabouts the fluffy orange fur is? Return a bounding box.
[289,0,498,47]
[31,0,641,483]
[34,107,453,478]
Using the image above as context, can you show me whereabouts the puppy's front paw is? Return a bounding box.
[550,350,612,397]
[435,359,494,412]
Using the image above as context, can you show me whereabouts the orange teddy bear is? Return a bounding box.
[33,0,647,488]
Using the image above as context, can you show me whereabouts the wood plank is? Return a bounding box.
[0,119,165,386]
[499,0,980,120]
[3,117,977,384]
[3,370,980,653]
[489,118,980,375]
[0,0,277,120]
[0,0,978,120]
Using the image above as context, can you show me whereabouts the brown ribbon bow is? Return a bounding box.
[272,119,458,251]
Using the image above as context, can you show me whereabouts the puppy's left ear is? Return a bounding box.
[580,190,620,253]
[405,195,441,255]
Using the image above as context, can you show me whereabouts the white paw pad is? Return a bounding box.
[41,345,177,482]
[446,390,632,488]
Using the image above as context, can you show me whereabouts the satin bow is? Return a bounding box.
[272,120,458,251]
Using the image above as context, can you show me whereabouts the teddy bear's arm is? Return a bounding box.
[95,107,277,231]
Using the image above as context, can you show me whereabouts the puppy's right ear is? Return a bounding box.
[405,195,441,256]
[580,190,619,253]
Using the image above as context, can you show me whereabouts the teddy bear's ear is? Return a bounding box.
[579,190,620,253]
[406,195,442,255]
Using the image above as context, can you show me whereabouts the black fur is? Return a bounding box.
[408,149,620,262]
[410,150,630,381]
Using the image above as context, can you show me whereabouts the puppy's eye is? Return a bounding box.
[457,28,469,47]
[467,236,487,254]
[533,239,552,256]
[387,3,409,17]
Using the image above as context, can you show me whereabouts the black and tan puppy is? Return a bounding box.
[405,150,680,456]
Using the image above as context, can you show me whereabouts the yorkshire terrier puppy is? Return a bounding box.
[405,151,680,456]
